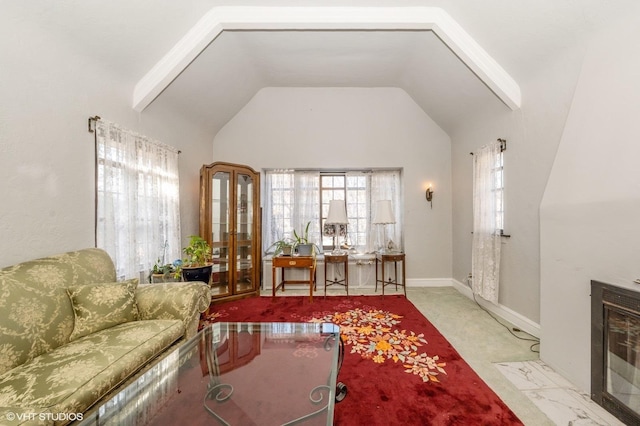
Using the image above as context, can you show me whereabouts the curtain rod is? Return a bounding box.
[470,138,507,155]
[87,115,181,154]
[88,115,101,133]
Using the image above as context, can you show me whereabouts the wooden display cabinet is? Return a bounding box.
[200,162,261,302]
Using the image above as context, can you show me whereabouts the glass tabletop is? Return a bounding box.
[80,322,340,426]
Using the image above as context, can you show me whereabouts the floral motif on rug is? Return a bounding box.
[309,307,447,383]
[202,298,447,384]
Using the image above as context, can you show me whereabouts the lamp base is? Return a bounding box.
[332,239,345,255]
[377,237,397,254]
[331,231,346,255]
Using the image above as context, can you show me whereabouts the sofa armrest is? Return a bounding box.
[136,282,211,339]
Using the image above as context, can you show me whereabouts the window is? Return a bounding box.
[472,139,505,235]
[320,174,345,249]
[263,169,402,254]
[471,139,505,302]
[319,174,370,250]
[495,148,504,232]
[95,119,181,279]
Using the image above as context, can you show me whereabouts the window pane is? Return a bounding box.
[320,174,346,249]
[321,175,344,188]
[495,151,505,230]
[264,169,402,254]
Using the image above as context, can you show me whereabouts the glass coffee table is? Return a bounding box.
[80,322,340,426]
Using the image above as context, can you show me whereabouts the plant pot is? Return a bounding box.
[282,246,293,256]
[181,264,213,284]
[296,244,314,256]
[150,273,180,284]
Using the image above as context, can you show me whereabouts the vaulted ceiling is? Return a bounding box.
[152,27,511,135]
[7,1,638,136]
[142,6,522,135]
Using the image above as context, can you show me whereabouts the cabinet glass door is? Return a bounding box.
[200,162,260,302]
[211,171,231,296]
[235,173,254,294]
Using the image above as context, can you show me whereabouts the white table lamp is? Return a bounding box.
[373,200,396,253]
[326,200,348,254]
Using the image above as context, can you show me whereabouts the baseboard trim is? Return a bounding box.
[451,279,541,338]
[406,278,453,287]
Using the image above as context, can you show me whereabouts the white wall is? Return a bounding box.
[0,12,211,267]
[449,41,585,324]
[212,87,452,281]
[540,9,640,391]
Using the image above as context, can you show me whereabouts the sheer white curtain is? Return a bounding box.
[368,171,402,253]
[471,140,502,303]
[292,171,320,242]
[95,119,181,280]
[263,170,319,249]
[263,170,292,245]
[345,171,368,252]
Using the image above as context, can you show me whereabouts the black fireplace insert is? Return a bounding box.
[591,280,640,425]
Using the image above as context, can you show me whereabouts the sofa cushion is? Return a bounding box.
[67,279,139,341]
[0,249,117,376]
[0,320,183,418]
[0,282,74,376]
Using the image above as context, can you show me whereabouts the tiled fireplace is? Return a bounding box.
[591,280,640,424]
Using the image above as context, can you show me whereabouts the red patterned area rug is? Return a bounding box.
[201,295,522,426]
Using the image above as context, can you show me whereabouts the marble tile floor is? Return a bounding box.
[495,360,624,425]
[261,285,625,425]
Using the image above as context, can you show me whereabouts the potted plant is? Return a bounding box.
[293,222,315,256]
[178,235,213,283]
[149,259,179,283]
[267,237,295,256]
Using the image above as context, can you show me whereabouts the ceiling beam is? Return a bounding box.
[132,6,521,112]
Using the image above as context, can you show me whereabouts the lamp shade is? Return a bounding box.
[326,200,348,224]
[373,200,396,224]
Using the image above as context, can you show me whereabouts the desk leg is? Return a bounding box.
[272,265,276,297]
[402,259,407,296]
[309,267,313,303]
[324,261,328,297]
[382,259,386,296]
[345,260,349,296]
[394,261,398,291]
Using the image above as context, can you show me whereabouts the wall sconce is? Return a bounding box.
[425,184,434,208]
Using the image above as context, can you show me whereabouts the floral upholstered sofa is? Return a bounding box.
[0,248,211,425]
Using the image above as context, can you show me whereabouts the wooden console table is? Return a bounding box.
[272,255,317,302]
[324,253,349,296]
[375,252,406,296]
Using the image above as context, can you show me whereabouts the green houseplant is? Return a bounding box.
[267,237,295,256]
[148,241,180,283]
[149,259,178,283]
[293,222,315,256]
[178,235,213,283]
